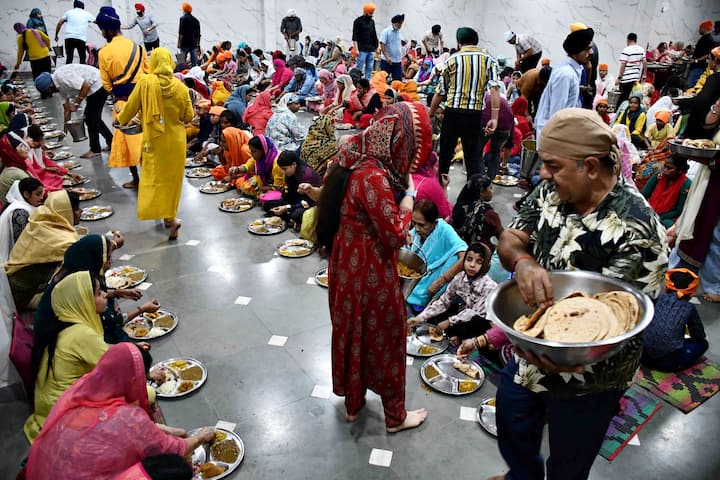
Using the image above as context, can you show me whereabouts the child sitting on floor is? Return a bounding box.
[407,242,505,349]
[641,268,708,372]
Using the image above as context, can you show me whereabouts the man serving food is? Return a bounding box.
[489,108,667,480]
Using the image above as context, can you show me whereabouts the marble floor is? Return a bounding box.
[1,82,719,480]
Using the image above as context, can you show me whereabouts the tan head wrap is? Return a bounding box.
[539,108,620,169]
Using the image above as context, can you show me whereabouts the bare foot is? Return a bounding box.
[122,181,138,189]
[487,475,506,480]
[702,293,720,303]
[386,408,428,433]
[345,412,358,422]
[168,219,182,240]
[80,151,100,159]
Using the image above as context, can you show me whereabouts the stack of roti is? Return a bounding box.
[513,291,639,343]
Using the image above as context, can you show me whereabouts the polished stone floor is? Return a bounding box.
[1,84,719,479]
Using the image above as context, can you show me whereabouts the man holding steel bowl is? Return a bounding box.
[487,108,667,480]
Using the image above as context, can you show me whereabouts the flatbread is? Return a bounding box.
[542,297,612,343]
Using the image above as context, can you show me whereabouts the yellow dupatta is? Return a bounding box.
[138,48,185,141]
[50,271,104,336]
[4,190,78,275]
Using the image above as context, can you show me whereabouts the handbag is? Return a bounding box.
[9,311,35,398]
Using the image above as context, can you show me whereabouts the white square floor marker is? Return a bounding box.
[268,335,288,347]
[306,277,316,285]
[215,420,237,431]
[137,282,152,291]
[118,254,135,261]
[311,385,332,399]
[185,240,201,246]
[459,406,478,422]
[369,448,393,467]
[234,296,252,305]
[689,297,701,305]
[406,356,414,366]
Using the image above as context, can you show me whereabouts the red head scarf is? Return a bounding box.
[134,3,145,12]
[336,102,431,192]
[26,344,153,477]
[511,96,528,116]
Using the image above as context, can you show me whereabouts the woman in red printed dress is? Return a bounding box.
[316,102,432,432]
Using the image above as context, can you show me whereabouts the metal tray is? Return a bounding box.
[186,167,213,178]
[406,323,449,357]
[40,124,58,132]
[476,397,497,436]
[493,175,519,187]
[419,353,485,395]
[219,197,253,212]
[44,130,64,139]
[80,205,113,221]
[63,175,89,187]
[149,357,207,398]
[188,427,245,479]
[72,188,101,201]
[123,310,178,340]
[200,181,230,194]
[52,151,75,160]
[105,265,148,289]
[248,217,286,235]
[46,140,65,149]
[186,157,206,168]
[59,160,81,170]
[277,239,314,258]
[315,267,328,288]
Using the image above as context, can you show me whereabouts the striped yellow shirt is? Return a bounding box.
[436,46,500,111]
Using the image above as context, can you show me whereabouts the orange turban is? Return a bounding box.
[655,110,671,123]
[363,3,376,14]
[700,20,713,31]
[217,51,232,62]
[196,99,211,109]
[598,63,608,70]
[209,106,226,115]
[541,58,550,66]
[182,2,192,13]
[570,22,588,32]
[665,268,699,298]
[596,98,608,105]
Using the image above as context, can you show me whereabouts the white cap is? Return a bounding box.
[504,31,515,42]
[287,9,296,16]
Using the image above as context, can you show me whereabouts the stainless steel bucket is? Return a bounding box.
[520,139,540,179]
[64,119,87,142]
[398,249,427,299]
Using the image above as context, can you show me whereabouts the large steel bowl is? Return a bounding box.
[485,270,654,365]
[668,139,720,163]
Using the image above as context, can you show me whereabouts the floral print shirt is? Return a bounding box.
[510,178,668,396]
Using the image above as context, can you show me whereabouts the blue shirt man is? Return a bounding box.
[380,14,404,81]
[535,27,594,142]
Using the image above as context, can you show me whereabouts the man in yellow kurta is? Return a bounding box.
[96,7,148,189]
[118,48,194,240]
